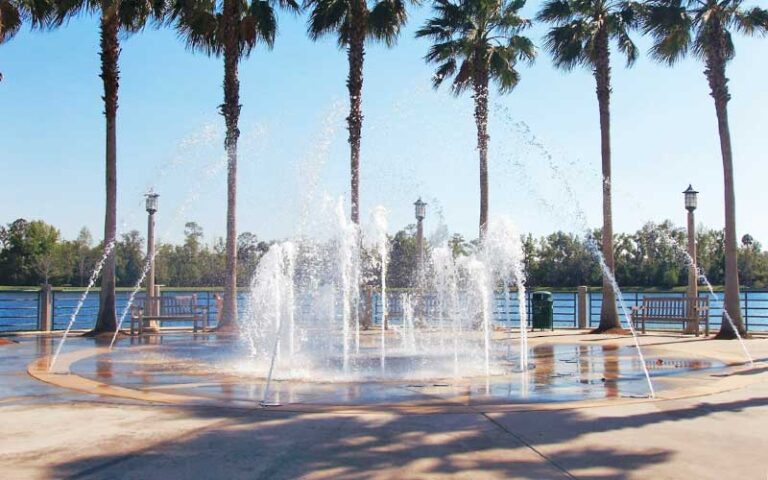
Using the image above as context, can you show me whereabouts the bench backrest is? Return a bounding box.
[639,297,709,319]
[139,295,197,316]
[161,295,196,316]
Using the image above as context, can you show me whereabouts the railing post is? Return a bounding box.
[571,292,577,327]
[206,291,212,326]
[744,291,749,332]
[38,285,53,332]
[526,291,531,328]
[577,286,588,329]
[147,284,161,331]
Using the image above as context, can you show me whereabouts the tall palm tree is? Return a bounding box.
[537,0,638,333]
[641,0,768,339]
[1,0,52,80]
[305,0,413,224]
[170,0,299,331]
[53,0,165,334]
[416,0,535,238]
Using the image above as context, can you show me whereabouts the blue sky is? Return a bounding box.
[1,3,766,247]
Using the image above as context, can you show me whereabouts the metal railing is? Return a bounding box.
[0,289,39,331]
[0,286,766,333]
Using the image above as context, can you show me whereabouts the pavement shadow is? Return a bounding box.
[42,402,689,480]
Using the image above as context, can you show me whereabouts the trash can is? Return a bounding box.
[531,291,554,331]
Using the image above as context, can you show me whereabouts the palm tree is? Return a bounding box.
[305,0,413,224]
[537,0,638,333]
[416,0,535,238]
[53,0,165,335]
[641,1,767,339]
[170,0,299,331]
[1,0,52,80]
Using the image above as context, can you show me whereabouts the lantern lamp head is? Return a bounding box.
[683,185,698,212]
[145,190,159,214]
[414,197,427,221]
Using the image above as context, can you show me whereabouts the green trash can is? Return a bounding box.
[531,291,554,331]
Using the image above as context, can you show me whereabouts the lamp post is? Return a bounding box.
[683,185,698,330]
[742,234,754,287]
[414,198,427,279]
[145,191,159,316]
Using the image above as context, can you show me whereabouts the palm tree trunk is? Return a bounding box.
[347,0,366,225]
[473,65,490,239]
[706,50,745,339]
[93,11,120,334]
[593,29,620,332]
[217,0,240,332]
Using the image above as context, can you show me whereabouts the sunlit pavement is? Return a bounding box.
[1,331,766,479]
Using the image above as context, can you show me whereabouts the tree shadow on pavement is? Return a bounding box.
[48,396,764,479]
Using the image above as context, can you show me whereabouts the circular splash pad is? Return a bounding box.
[28,332,743,412]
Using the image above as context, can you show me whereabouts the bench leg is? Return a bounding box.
[642,319,646,334]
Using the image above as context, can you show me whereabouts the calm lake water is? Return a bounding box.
[1,289,766,333]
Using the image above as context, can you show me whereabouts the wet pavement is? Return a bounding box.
[2,331,767,479]
[57,333,729,407]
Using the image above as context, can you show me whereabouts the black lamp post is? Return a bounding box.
[683,185,699,318]
[145,191,159,315]
[414,198,427,280]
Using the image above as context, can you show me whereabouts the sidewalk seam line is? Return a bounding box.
[480,412,577,480]
[65,417,236,480]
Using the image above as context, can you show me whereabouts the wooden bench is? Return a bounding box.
[631,297,710,336]
[130,295,208,335]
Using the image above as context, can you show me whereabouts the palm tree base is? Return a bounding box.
[713,330,750,340]
[214,323,238,334]
[81,329,117,337]
[589,326,630,335]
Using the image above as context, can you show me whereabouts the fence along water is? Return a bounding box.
[1,287,767,333]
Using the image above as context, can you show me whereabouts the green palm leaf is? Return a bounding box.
[417,0,534,95]
[1,0,53,44]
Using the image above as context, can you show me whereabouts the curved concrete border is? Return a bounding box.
[27,342,763,415]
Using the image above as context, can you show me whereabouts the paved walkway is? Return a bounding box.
[1,332,766,479]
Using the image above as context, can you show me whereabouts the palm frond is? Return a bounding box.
[241,0,277,53]
[610,11,638,66]
[509,34,535,63]
[52,0,99,26]
[419,0,533,96]
[174,0,220,56]
[274,0,300,14]
[20,0,57,30]
[540,0,640,69]
[0,0,24,42]
[489,46,520,93]
[537,0,573,23]
[641,1,691,65]
[415,21,450,40]
[693,23,735,62]
[732,6,768,35]
[450,57,473,95]
[543,21,588,70]
[368,0,407,46]
[305,0,348,46]
[170,0,297,57]
[118,0,166,33]
[424,39,461,62]
[432,58,456,88]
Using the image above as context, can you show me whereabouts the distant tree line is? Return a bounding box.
[0,219,270,288]
[1,218,767,289]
